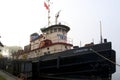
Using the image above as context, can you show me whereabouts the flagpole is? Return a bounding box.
[48,0,50,26]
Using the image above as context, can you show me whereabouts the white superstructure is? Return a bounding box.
[13,24,73,59]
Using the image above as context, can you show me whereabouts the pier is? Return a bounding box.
[0,70,16,80]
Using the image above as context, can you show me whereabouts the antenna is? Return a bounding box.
[100,21,103,43]
[55,10,61,24]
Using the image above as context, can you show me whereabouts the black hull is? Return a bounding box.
[32,42,116,80]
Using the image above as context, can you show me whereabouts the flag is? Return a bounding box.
[44,2,49,10]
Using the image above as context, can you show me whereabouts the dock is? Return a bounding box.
[0,70,17,80]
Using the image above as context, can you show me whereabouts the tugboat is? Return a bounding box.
[11,21,116,80]
[1,1,116,80]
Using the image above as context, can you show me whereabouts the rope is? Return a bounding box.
[90,48,120,67]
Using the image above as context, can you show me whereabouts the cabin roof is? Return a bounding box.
[41,24,70,32]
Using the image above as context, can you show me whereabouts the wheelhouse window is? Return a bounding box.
[46,31,49,34]
[50,29,53,33]
[62,29,66,34]
[62,29,65,33]
[54,28,57,32]
[58,28,61,32]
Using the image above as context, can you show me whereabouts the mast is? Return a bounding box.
[100,21,103,43]
[48,0,50,26]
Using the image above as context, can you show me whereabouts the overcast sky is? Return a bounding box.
[0,0,120,79]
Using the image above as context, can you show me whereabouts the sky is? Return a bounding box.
[0,0,120,79]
